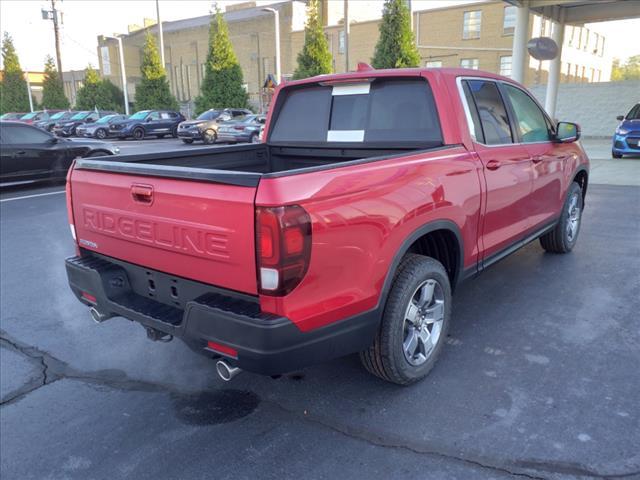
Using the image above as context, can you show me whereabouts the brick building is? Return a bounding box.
[95,0,612,113]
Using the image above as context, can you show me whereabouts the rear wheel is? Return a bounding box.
[95,128,107,139]
[203,129,217,145]
[360,254,451,385]
[612,150,623,159]
[132,128,145,140]
[171,126,178,138]
[250,132,260,143]
[182,138,194,144]
[539,182,583,253]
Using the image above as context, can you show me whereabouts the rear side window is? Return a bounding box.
[270,78,442,146]
[467,80,513,145]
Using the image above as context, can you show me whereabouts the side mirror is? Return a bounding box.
[48,137,58,144]
[616,115,625,121]
[556,121,580,143]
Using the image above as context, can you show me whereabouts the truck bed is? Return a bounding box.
[74,143,431,186]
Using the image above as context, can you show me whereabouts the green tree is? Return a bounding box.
[0,32,30,114]
[293,0,332,80]
[99,79,124,111]
[371,0,420,69]
[134,32,178,111]
[41,55,69,109]
[611,56,640,81]
[75,65,102,110]
[194,9,248,113]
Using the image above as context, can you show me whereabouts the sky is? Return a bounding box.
[1,0,639,72]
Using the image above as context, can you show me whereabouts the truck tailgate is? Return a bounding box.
[69,168,258,295]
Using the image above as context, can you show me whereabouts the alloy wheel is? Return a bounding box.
[402,279,445,366]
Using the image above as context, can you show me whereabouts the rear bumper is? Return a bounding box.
[65,253,378,375]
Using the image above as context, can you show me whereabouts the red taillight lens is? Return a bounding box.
[256,205,312,296]
[234,125,246,131]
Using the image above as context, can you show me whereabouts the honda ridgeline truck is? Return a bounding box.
[65,66,589,385]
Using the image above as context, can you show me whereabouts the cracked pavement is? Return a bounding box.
[1,157,640,479]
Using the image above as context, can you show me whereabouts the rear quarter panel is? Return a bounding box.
[257,146,482,331]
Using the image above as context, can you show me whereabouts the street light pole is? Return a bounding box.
[262,7,281,84]
[344,0,349,72]
[106,36,129,115]
[156,0,165,68]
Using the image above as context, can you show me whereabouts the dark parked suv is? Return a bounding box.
[76,114,128,139]
[109,110,185,140]
[177,108,252,144]
[35,110,77,132]
[53,110,117,137]
[0,121,119,186]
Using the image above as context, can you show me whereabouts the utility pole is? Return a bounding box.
[25,73,34,112]
[262,8,281,84]
[42,0,63,74]
[105,35,130,115]
[156,0,165,67]
[344,0,349,72]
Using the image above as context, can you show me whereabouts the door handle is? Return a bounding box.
[15,151,26,155]
[131,184,154,204]
[486,160,501,170]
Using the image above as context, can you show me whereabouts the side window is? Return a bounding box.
[148,112,161,120]
[2,125,52,144]
[461,81,484,144]
[467,80,513,145]
[160,112,172,119]
[502,84,552,143]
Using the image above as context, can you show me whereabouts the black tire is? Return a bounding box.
[249,132,259,144]
[539,182,583,254]
[182,138,194,144]
[156,134,166,139]
[360,254,451,385]
[133,128,145,140]
[203,129,217,145]
[171,126,178,138]
[612,150,623,159]
[95,128,107,139]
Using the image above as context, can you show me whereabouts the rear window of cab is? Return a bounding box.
[269,78,443,147]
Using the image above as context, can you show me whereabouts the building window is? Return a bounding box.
[426,60,442,68]
[503,6,516,35]
[460,58,479,69]
[338,30,345,54]
[463,11,481,39]
[499,56,512,77]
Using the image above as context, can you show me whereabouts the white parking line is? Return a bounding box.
[0,190,66,203]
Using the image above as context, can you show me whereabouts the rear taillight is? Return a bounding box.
[256,205,311,296]
[234,125,246,131]
[66,162,80,254]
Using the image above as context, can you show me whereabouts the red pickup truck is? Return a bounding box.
[65,67,589,385]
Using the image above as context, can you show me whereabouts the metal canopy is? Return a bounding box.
[505,0,640,25]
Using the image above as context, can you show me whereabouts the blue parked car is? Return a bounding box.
[612,103,640,158]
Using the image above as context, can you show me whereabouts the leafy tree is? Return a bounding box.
[75,65,124,111]
[611,56,640,81]
[371,0,420,69]
[134,32,178,111]
[194,9,248,113]
[293,0,332,80]
[41,55,69,109]
[0,32,30,114]
[75,65,102,110]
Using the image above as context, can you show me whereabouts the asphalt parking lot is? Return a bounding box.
[1,139,639,479]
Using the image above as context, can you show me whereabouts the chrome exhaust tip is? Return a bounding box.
[90,307,113,324]
[216,360,242,381]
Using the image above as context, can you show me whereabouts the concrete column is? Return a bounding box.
[544,20,564,119]
[511,5,530,83]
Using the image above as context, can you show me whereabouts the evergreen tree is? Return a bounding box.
[371,0,420,69]
[134,32,178,111]
[0,32,30,114]
[194,9,248,113]
[75,65,102,110]
[293,0,332,80]
[99,79,124,111]
[41,55,70,109]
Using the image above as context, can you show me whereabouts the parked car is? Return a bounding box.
[63,67,589,385]
[0,121,119,186]
[109,110,185,140]
[177,108,252,144]
[0,112,27,121]
[53,110,117,137]
[216,115,266,143]
[612,103,640,158]
[76,114,129,139]
[35,110,76,132]
[19,110,61,125]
